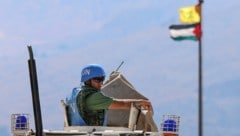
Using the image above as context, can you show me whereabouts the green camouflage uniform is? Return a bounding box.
[77,86,113,126]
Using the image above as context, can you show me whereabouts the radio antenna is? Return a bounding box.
[115,61,124,72]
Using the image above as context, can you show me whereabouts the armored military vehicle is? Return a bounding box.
[11,46,180,136]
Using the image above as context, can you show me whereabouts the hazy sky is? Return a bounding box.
[1,0,239,135]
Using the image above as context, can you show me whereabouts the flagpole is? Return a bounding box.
[198,1,203,136]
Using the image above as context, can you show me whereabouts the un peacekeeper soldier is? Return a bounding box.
[66,64,152,126]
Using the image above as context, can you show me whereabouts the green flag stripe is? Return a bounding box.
[171,35,198,41]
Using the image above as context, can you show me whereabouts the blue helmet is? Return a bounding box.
[81,64,106,82]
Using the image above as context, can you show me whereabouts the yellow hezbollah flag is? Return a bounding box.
[179,4,201,23]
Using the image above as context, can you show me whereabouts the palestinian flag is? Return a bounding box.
[169,23,201,41]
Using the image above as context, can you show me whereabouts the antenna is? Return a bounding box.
[115,61,124,72]
[27,46,43,136]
